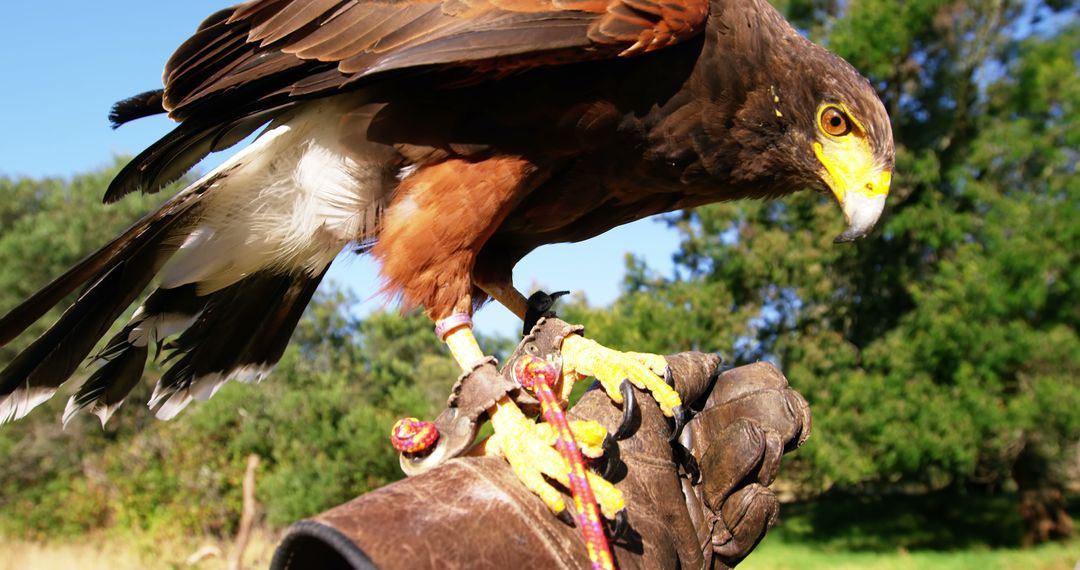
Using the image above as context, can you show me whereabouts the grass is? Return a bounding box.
[5,530,1074,570]
[2,492,1077,569]
[742,491,1080,570]
[743,538,1080,570]
[0,530,278,570]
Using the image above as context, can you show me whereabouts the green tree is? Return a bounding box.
[0,160,181,360]
[0,161,182,538]
[569,0,1079,544]
[0,163,462,538]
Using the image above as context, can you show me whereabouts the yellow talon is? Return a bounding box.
[440,322,624,521]
[625,351,669,377]
[561,335,683,416]
[533,420,609,458]
[587,471,626,519]
[529,443,625,519]
[482,399,624,518]
[501,432,568,514]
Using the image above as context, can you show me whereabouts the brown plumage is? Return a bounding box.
[373,156,540,317]
[0,0,893,424]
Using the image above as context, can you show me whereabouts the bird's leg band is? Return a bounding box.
[437,314,486,370]
[392,315,506,471]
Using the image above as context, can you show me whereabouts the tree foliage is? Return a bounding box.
[569,0,1080,518]
[0,163,462,538]
[0,290,455,539]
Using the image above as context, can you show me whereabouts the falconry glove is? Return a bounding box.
[273,352,811,569]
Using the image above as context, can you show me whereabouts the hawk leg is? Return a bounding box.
[439,319,626,521]
[482,284,690,441]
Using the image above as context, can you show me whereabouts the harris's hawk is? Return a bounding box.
[0,0,892,528]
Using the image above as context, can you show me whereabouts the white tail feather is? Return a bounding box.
[154,391,194,421]
[63,396,125,429]
[127,311,199,348]
[148,364,275,421]
[0,387,57,425]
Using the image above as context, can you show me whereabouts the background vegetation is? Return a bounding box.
[0,0,1077,567]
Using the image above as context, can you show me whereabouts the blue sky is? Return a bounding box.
[0,2,681,336]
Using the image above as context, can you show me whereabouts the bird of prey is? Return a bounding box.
[0,0,892,522]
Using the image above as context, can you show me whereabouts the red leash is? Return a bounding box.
[514,355,616,570]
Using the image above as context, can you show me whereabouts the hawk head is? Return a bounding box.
[732,40,895,243]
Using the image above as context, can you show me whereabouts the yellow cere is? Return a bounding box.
[813,102,890,201]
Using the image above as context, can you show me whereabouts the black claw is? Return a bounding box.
[690,366,723,413]
[669,405,691,444]
[614,379,639,440]
[556,508,576,527]
[606,509,629,542]
[663,365,693,444]
[673,442,701,485]
[522,290,572,336]
[600,434,622,481]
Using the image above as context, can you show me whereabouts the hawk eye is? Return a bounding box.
[820,106,852,137]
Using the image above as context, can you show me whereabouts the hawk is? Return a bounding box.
[0,0,892,524]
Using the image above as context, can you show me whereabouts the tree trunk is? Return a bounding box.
[1012,443,1074,547]
[228,454,261,570]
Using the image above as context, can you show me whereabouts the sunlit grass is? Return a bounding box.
[0,529,278,570]
[743,537,1080,570]
[740,491,1080,570]
[3,527,1078,570]
[3,492,1078,569]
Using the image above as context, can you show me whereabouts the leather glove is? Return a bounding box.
[683,361,811,568]
[272,322,811,570]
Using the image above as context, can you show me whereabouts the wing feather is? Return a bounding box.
[110,0,707,199]
[247,0,344,46]
[160,0,709,120]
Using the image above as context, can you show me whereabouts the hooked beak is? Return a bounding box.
[813,141,891,243]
